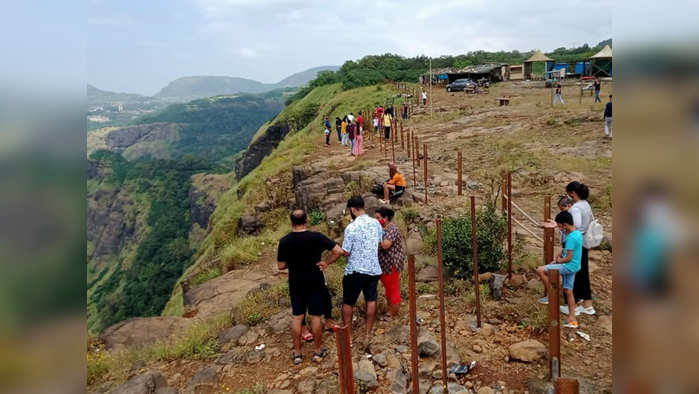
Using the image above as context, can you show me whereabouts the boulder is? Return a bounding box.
[390,367,410,393]
[216,347,247,364]
[479,323,496,338]
[489,273,507,300]
[237,215,264,236]
[237,329,259,346]
[355,359,379,389]
[527,278,544,291]
[416,265,439,283]
[417,331,440,357]
[109,371,174,394]
[508,340,547,362]
[507,274,525,288]
[217,324,249,345]
[373,352,387,368]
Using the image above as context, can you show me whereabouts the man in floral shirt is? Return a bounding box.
[375,206,405,321]
[319,196,382,344]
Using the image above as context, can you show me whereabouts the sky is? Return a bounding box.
[88,0,612,96]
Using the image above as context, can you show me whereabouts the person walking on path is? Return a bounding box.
[604,95,612,138]
[421,89,427,105]
[374,206,405,321]
[357,112,364,134]
[347,121,356,155]
[564,181,597,316]
[593,78,602,103]
[554,83,564,105]
[318,196,383,348]
[335,117,342,142]
[352,121,363,157]
[341,116,348,146]
[277,209,345,364]
[382,111,392,141]
[536,210,582,329]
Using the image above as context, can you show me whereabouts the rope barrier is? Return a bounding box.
[511,215,544,244]
[502,193,541,227]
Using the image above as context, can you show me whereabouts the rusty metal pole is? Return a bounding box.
[407,128,411,158]
[544,196,554,264]
[400,122,404,150]
[554,378,579,394]
[413,136,419,188]
[391,132,396,162]
[471,196,482,328]
[408,255,420,394]
[548,269,561,380]
[501,174,507,215]
[436,220,448,391]
[423,144,428,205]
[457,151,463,196]
[334,325,355,394]
[507,172,512,277]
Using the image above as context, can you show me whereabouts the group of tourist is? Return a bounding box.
[277,195,405,365]
[536,181,597,329]
[325,113,364,156]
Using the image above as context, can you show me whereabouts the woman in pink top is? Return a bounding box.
[352,121,363,157]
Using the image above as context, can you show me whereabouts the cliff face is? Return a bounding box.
[234,122,290,180]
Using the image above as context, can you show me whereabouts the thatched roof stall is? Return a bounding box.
[523,51,553,80]
[589,45,612,77]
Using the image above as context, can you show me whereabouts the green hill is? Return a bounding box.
[153,66,340,101]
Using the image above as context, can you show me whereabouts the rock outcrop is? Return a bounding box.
[236,122,290,180]
[100,316,193,350]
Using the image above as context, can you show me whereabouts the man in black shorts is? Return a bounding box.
[319,196,383,346]
[277,209,345,364]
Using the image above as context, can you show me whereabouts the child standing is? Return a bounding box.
[535,211,582,328]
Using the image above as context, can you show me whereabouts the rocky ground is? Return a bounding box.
[91,81,612,393]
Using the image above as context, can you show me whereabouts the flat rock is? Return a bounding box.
[509,339,547,362]
[101,317,193,350]
[418,331,440,357]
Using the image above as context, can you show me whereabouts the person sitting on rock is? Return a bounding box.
[375,206,405,321]
[379,162,406,204]
[277,209,345,364]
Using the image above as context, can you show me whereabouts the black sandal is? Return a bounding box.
[292,352,303,365]
[312,349,328,363]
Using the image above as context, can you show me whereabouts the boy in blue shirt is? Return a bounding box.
[536,211,582,328]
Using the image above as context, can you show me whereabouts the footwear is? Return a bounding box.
[302,332,314,342]
[560,305,581,316]
[312,348,328,363]
[563,321,579,329]
[378,199,387,204]
[292,352,303,365]
[538,296,548,305]
[579,306,596,315]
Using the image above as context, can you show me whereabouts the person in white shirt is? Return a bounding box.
[564,181,596,316]
[421,90,427,105]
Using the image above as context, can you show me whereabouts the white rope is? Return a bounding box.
[512,215,544,244]
[502,193,541,227]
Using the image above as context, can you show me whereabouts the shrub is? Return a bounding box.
[441,203,506,279]
[309,209,326,226]
[399,207,420,227]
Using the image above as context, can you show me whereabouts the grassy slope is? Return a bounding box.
[162,83,396,316]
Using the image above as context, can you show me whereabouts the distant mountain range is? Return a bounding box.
[89,65,340,103]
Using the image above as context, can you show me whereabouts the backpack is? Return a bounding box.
[583,215,604,249]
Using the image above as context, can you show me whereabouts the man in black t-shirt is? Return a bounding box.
[277,209,345,364]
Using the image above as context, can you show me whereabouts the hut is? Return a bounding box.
[509,64,524,80]
[589,44,612,77]
[459,63,510,82]
[523,51,553,80]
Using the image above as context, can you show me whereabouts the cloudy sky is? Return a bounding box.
[88,0,611,95]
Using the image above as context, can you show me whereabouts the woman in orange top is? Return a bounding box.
[380,162,406,203]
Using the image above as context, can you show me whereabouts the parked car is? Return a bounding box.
[446,79,476,92]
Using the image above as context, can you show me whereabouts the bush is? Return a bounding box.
[309,209,326,226]
[441,203,506,279]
